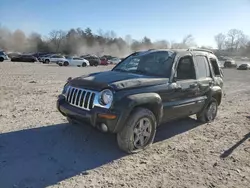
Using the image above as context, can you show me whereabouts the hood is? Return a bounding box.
[69,70,168,91]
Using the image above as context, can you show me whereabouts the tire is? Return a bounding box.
[196,98,218,123]
[45,59,50,64]
[63,61,69,66]
[117,107,157,154]
[58,63,63,66]
[94,62,98,66]
[0,57,4,62]
[82,62,87,67]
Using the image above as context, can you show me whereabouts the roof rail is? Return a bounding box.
[187,48,214,54]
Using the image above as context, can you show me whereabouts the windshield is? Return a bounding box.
[0,51,6,55]
[112,51,174,77]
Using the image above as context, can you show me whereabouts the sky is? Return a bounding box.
[0,0,250,47]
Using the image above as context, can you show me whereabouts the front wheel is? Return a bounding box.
[117,107,157,153]
[196,98,218,123]
[63,61,69,66]
[0,57,4,62]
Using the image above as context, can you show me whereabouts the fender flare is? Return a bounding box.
[113,92,163,132]
[205,86,222,106]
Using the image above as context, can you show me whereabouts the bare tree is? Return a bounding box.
[170,35,196,49]
[226,29,244,51]
[214,33,226,50]
[182,34,196,47]
[153,40,170,49]
[125,35,132,46]
[49,30,65,52]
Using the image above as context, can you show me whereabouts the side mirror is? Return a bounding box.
[67,77,72,82]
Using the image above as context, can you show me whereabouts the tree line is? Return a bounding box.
[0,25,197,57]
[214,29,250,57]
[0,24,249,57]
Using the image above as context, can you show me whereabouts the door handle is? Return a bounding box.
[175,85,182,91]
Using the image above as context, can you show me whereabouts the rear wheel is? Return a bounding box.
[196,98,218,123]
[63,61,69,66]
[117,107,157,153]
[82,62,87,67]
[45,59,49,64]
[94,62,98,66]
[0,57,4,62]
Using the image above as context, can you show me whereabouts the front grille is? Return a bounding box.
[65,86,96,111]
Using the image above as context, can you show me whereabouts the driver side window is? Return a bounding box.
[176,56,196,80]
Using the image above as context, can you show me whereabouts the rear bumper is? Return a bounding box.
[57,94,120,133]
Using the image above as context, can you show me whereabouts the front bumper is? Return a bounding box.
[57,94,120,133]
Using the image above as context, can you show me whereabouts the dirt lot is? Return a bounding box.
[0,61,249,188]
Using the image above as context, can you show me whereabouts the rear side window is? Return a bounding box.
[210,58,221,76]
[194,56,210,78]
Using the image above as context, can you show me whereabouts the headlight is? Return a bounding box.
[62,84,69,95]
[99,89,113,105]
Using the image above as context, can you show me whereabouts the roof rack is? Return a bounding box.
[187,48,214,54]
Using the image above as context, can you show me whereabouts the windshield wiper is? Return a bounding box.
[129,69,152,75]
[113,68,128,72]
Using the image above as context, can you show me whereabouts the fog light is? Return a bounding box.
[101,123,108,132]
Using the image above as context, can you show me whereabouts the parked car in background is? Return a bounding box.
[0,51,9,62]
[58,56,89,67]
[101,55,114,60]
[224,59,237,68]
[108,57,121,64]
[11,54,38,62]
[39,54,53,62]
[241,57,250,61]
[237,63,250,70]
[32,52,51,58]
[80,55,100,66]
[6,52,21,59]
[36,53,54,62]
[43,54,67,64]
[100,57,109,65]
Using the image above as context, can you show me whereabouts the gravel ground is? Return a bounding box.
[0,61,249,188]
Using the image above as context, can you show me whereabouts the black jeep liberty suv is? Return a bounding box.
[57,49,224,153]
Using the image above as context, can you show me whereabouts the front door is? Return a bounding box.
[162,55,204,122]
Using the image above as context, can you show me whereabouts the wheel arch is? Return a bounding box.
[210,86,222,106]
[113,92,163,133]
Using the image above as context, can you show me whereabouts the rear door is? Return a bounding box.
[50,55,57,62]
[209,57,223,88]
[193,55,213,96]
[72,57,81,65]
